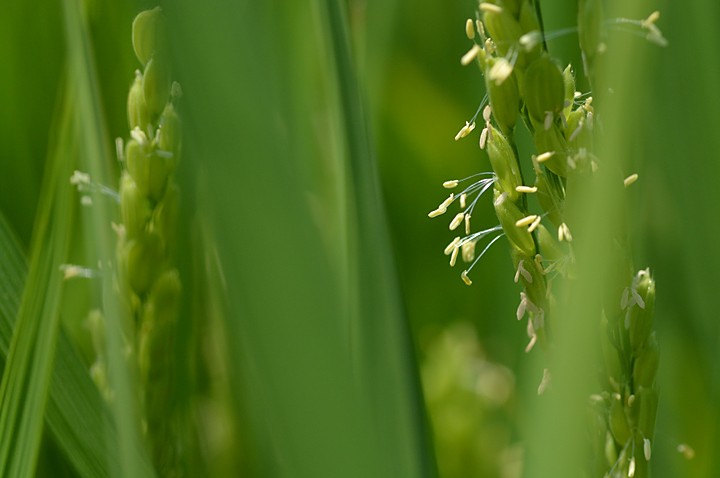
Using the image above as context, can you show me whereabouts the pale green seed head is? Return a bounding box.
[146,269,181,327]
[535,223,564,262]
[486,58,520,134]
[633,333,659,388]
[493,188,535,256]
[533,167,563,227]
[126,138,171,203]
[608,393,631,445]
[627,269,656,352]
[143,56,172,121]
[152,183,179,244]
[86,309,106,359]
[146,153,171,203]
[567,103,595,151]
[524,55,565,123]
[533,124,569,177]
[157,103,181,158]
[636,385,658,441]
[125,138,146,189]
[482,3,523,57]
[120,172,151,239]
[124,233,165,296]
[486,124,521,201]
[132,7,165,66]
[128,71,150,131]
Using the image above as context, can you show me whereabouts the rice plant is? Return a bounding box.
[0,0,718,477]
[429,2,665,475]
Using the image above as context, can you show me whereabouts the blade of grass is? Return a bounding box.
[0,198,115,478]
[61,0,154,475]
[169,0,434,476]
[0,77,75,477]
[523,1,657,475]
[0,90,150,478]
[171,1,377,473]
[321,1,437,477]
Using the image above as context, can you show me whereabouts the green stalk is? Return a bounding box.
[323,1,438,476]
[0,79,75,478]
[62,0,155,475]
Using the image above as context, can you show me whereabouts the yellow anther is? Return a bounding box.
[528,215,542,233]
[624,173,639,188]
[428,207,447,218]
[489,58,513,85]
[444,236,461,255]
[439,193,455,209]
[449,212,465,230]
[519,31,542,52]
[461,44,481,66]
[450,246,459,267]
[454,121,476,140]
[536,151,555,163]
[642,10,660,28]
[475,20,485,39]
[644,438,652,461]
[465,18,475,39]
[479,128,489,149]
[515,214,538,228]
[544,111,553,130]
[558,222,573,242]
[482,105,492,123]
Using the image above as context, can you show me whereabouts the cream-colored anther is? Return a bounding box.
[444,237,461,255]
[465,18,475,39]
[428,207,447,218]
[528,215,542,233]
[515,215,538,228]
[461,45,481,66]
[449,212,465,230]
[489,58,513,85]
[624,173,639,188]
[454,121,476,140]
[450,246,459,267]
[535,151,555,163]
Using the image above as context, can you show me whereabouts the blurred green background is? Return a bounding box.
[0,0,718,476]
